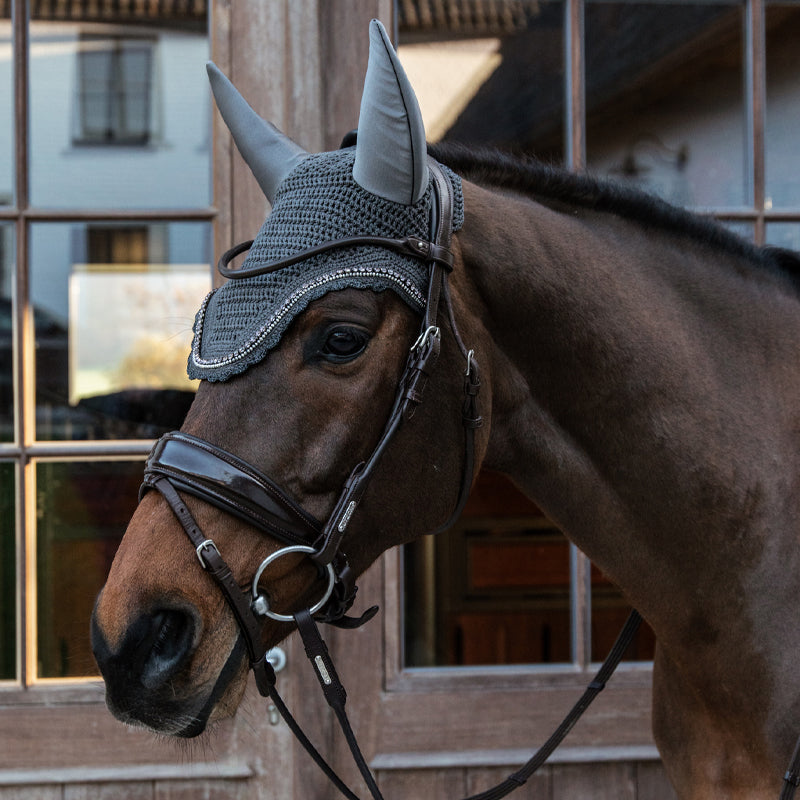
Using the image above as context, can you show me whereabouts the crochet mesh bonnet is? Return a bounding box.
[188,21,464,382]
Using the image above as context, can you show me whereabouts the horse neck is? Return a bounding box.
[455,178,800,639]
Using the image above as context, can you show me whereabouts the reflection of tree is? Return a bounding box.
[113,334,195,390]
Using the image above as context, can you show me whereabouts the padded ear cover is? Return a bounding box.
[206,61,308,203]
[353,19,429,205]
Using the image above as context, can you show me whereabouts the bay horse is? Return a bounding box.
[91,20,800,799]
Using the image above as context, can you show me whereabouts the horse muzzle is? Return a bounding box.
[90,593,248,737]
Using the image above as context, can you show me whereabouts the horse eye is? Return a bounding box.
[321,328,369,361]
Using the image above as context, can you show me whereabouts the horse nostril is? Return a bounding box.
[139,608,196,690]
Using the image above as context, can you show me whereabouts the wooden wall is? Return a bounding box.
[0,758,677,800]
[0,2,680,798]
[376,759,678,800]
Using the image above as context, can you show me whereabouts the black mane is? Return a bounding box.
[429,141,800,293]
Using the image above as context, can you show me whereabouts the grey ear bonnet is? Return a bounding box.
[188,149,464,382]
[188,18,464,383]
[353,18,428,204]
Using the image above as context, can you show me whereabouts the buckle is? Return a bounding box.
[195,539,220,568]
[410,325,440,356]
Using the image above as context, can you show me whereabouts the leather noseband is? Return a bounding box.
[141,431,322,547]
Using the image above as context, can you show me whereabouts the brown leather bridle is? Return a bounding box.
[136,160,491,798]
[131,157,681,800]
[140,158,480,626]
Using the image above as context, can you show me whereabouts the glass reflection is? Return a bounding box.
[29,11,209,209]
[586,2,746,208]
[765,3,800,209]
[0,223,12,441]
[398,1,564,160]
[36,460,141,678]
[30,221,211,441]
[405,469,657,667]
[0,4,11,206]
[766,223,800,253]
[0,461,15,680]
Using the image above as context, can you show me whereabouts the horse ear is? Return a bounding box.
[353,19,429,206]
[206,62,308,204]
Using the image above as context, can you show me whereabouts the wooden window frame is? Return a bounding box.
[0,0,214,694]
[0,0,796,762]
[564,0,798,672]
[401,0,800,674]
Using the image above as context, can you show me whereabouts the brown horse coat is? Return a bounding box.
[94,148,800,796]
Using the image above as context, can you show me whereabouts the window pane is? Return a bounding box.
[765,3,800,208]
[36,460,141,679]
[723,219,755,242]
[78,44,116,144]
[30,221,211,441]
[0,223,13,441]
[398,1,564,161]
[586,2,746,208]
[29,16,210,209]
[119,45,153,142]
[766,222,800,252]
[0,461,15,680]
[76,37,154,146]
[0,5,11,206]
[405,472,572,666]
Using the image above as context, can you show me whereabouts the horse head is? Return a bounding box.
[90,20,489,737]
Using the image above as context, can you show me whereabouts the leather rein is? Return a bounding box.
[135,157,800,799]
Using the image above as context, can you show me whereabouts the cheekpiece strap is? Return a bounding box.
[308,159,459,570]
